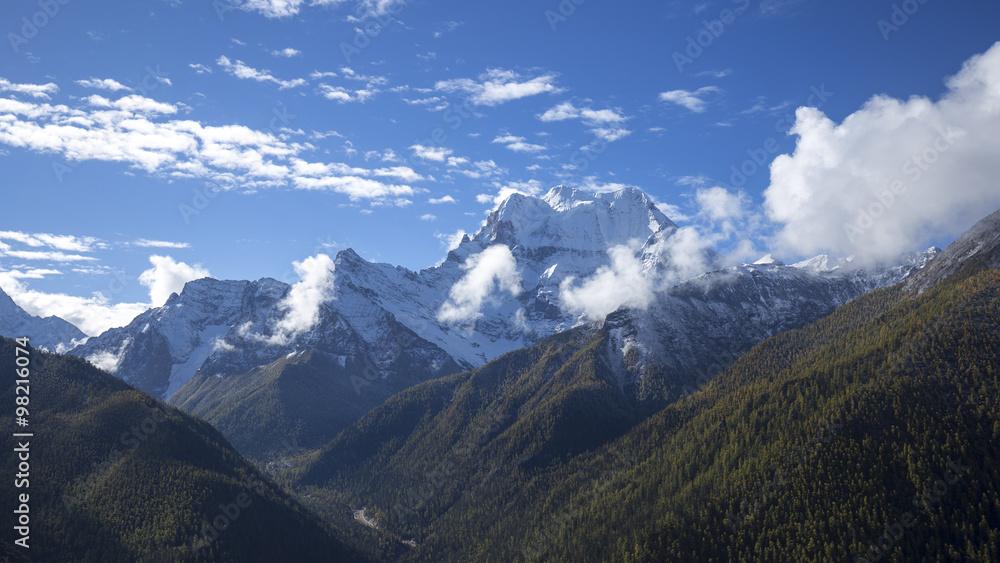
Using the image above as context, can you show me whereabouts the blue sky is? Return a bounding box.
[1,0,999,334]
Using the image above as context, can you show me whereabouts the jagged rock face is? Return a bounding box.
[0,286,86,352]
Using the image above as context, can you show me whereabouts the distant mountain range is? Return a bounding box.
[0,288,86,352]
[0,186,944,460]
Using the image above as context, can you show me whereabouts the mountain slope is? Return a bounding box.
[0,286,86,352]
[283,209,999,562]
[0,337,367,562]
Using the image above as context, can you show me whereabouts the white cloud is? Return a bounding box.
[695,69,732,79]
[138,255,211,307]
[0,271,148,336]
[537,101,628,125]
[0,78,58,99]
[658,86,720,113]
[765,41,1000,262]
[591,127,631,142]
[438,245,521,324]
[271,47,301,57]
[216,55,306,89]
[429,195,457,204]
[435,229,468,252]
[86,94,177,115]
[372,166,422,182]
[696,186,746,221]
[560,245,654,321]
[676,175,710,187]
[1,250,96,262]
[76,78,132,92]
[266,254,336,345]
[420,214,436,221]
[0,88,416,205]
[0,231,100,252]
[133,239,191,249]
[317,83,377,103]
[238,0,349,18]
[476,180,544,206]
[189,63,213,74]
[410,144,453,162]
[492,134,545,153]
[435,68,562,106]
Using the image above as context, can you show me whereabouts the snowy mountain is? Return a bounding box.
[906,208,1000,294]
[0,286,87,352]
[70,186,938,406]
[72,276,460,400]
[604,248,940,402]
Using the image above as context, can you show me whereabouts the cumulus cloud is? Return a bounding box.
[138,255,211,306]
[591,127,631,142]
[492,134,546,153]
[697,186,747,222]
[271,47,301,57]
[438,245,521,324]
[318,84,378,103]
[76,78,132,92]
[435,68,562,106]
[659,86,720,113]
[764,41,1000,262]
[560,245,654,321]
[537,101,628,125]
[410,144,453,162]
[476,180,544,206]
[216,55,306,89]
[0,78,58,99]
[0,269,147,336]
[429,195,457,204]
[267,254,336,345]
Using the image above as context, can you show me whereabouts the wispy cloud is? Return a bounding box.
[492,134,546,153]
[271,47,301,57]
[659,86,720,113]
[436,68,562,106]
[76,78,132,92]
[0,86,417,204]
[216,55,306,89]
[0,78,58,99]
